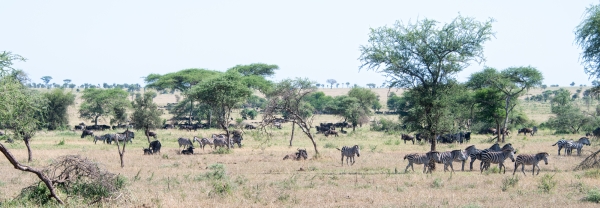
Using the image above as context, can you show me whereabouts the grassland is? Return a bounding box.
[1,87,600,207]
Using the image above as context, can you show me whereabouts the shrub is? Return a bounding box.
[431,178,443,188]
[370,118,404,133]
[538,174,557,193]
[56,139,65,146]
[585,189,600,203]
[584,169,600,178]
[213,147,232,154]
[324,143,336,149]
[501,176,519,192]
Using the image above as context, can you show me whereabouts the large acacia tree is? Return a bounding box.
[468,67,543,142]
[575,4,600,79]
[187,72,252,147]
[359,15,494,151]
[79,88,130,126]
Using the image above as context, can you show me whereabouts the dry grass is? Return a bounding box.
[1,88,600,207]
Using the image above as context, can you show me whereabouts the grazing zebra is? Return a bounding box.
[565,137,591,156]
[336,145,360,166]
[212,134,229,149]
[193,136,213,150]
[177,138,193,150]
[231,134,243,148]
[551,139,571,155]
[433,150,468,173]
[480,149,516,174]
[404,153,434,173]
[513,152,549,176]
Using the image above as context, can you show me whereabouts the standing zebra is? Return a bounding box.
[466,143,514,171]
[433,150,468,173]
[480,149,516,174]
[177,138,193,150]
[565,137,591,156]
[194,136,213,150]
[336,145,360,166]
[404,151,440,173]
[513,152,549,176]
[552,139,571,155]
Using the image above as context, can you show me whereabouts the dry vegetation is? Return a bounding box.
[1,88,600,207]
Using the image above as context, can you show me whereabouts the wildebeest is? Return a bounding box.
[149,140,161,154]
[181,146,194,155]
[143,148,153,155]
[401,134,415,144]
[162,124,174,129]
[283,148,308,160]
[177,138,193,150]
[324,129,339,137]
[81,130,94,138]
[244,124,257,130]
[517,128,534,136]
[145,130,157,139]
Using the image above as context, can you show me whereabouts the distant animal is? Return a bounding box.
[565,137,591,156]
[181,146,194,155]
[81,130,94,139]
[401,134,415,144]
[162,124,174,129]
[244,124,256,130]
[324,129,339,137]
[212,134,229,149]
[273,122,282,129]
[93,135,107,144]
[480,149,516,174]
[143,148,153,155]
[145,130,157,139]
[336,145,360,166]
[177,138,193,150]
[231,130,243,148]
[464,132,471,143]
[552,139,570,155]
[517,128,534,136]
[283,148,308,160]
[194,136,213,150]
[513,152,549,176]
[149,140,161,154]
[404,152,440,173]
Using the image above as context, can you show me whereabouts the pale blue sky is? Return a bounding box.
[1,1,598,87]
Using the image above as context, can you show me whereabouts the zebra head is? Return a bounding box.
[537,152,549,165]
[504,149,516,162]
[579,137,591,146]
[354,145,360,157]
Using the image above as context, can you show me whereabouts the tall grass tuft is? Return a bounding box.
[538,174,557,193]
[584,189,600,203]
[501,176,519,192]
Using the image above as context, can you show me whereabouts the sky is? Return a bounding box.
[1,1,598,88]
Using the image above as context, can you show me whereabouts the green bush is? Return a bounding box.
[196,164,234,196]
[324,143,336,149]
[584,169,600,179]
[501,176,519,192]
[431,178,443,188]
[538,174,557,193]
[585,189,600,203]
[213,147,233,154]
[370,118,404,133]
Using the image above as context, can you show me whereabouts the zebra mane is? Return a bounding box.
[465,145,476,150]
[537,152,549,156]
[451,149,463,153]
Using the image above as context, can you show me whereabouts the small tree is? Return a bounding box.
[43,89,75,130]
[571,82,576,86]
[41,76,52,88]
[326,79,337,89]
[131,91,163,143]
[366,83,376,88]
[79,88,130,126]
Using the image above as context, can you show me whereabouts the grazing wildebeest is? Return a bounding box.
[177,138,193,150]
[244,124,256,130]
[283,148,308,160]
[149,140,161,154]
[324,129,339,137]
[401,134,415,144]
[181,146,194,155]
[162,124,174,129]
[145,130,157,139]
[81,130,94,138]
[517,128,534,136]
[143,148,153,155]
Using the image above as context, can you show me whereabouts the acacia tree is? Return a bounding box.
[326,79,337,89]
[547,89,593,134]
[360,15,494,151]
[145,68,220,126]
[263,78,319,154]
[131,91,163,143]
[43,89,75,130]
[79,88,130,126]
[187,72,252,148]
[41,76,52,88]
[468,67,543,142]
[575,4,600,79]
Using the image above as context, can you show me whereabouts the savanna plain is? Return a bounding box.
[1,88,600,208]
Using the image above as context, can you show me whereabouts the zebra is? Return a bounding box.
[114,133,133,144]
[404,152,439,173]
[551,139,571,155]
[480,149,516,174]
[212,134,229,149]
[466,143,514,171]
[513,152,549,176]
[194,136,213,150]
[565,137,591,156]
[231,134,243,148]
[433,150,468,173]
[93,135,105,144]
[336,145,360,166]
[177,138,193,150]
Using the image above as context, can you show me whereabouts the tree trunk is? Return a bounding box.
[189,99,193,126]
[94,115,99,126]
[502,96,511,143]
[116,139,126,168]
[145,127,151,143]
[289,121,295,146]
[24,137,32,162]
[0,143,64,204]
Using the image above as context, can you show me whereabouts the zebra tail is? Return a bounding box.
[551,142,557,146]
[336,148,341,151]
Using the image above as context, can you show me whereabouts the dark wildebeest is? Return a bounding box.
[181,146,194,155]
[81,130,94,138]
[283,148,308,160]
[145,130,157,139]
[324,129,339,137]
[401,134,415,144]
[517,128,534,136]
[149,140,161,154]
[162,124,174,129]
[231,130,243,148]
[143,148,153,155]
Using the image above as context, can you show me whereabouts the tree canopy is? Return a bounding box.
[131,91,163,143]
[360,15,494,150]
[42,89,76,130]
[79,88,130,126]
[575,4,600,79]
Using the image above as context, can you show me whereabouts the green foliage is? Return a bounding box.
[303,91,334,114]
[575,4,600,79]
[78,88,130,126]
[546,88,594,134]
[370,118,404,132]
[538,174,557,193]
[227,63,278,77]
[57,139,65,146]
[585,189,600,203]
[213,147,233,154]
[501,176,519,192]
[431,178,443,188]
[584,169,600,178]
[131,91,163,142]
[0,51,27,76]
[324,143,336,149]
[42,88,75,130]
[240,108,258,120]
[17,183,53,205]
[244,95,267,109]
[195,164,233,196]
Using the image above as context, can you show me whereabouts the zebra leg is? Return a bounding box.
[461,160,465,171]
[535,164,540,175]
[405,162,412,172]
[512,163,518,175]
[341,155,344,166]
[469,158,475,171]
[557,146,561,156]
[448,162,455,173]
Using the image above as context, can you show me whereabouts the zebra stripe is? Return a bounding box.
[565,137,591,156]
[466,143,514,171]
[434,150,468,173]
[177,138,193,150]
[513,152,549,176]
[337,145,360,166]
[480,149,515,174]
[552,139,570,155]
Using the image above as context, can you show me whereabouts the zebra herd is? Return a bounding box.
[552,137,591,156]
